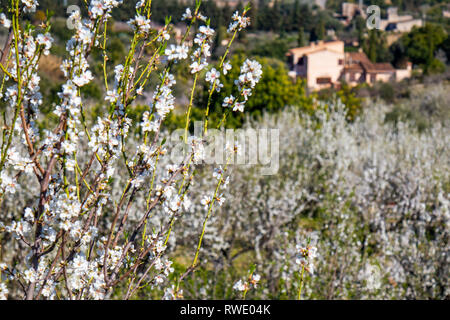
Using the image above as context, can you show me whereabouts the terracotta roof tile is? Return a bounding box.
[370,63,396,72]
[288,40,344,56]
[344,64,364,72]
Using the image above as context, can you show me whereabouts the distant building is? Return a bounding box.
[314,0,327,9]
[287,40,345,91]
[381,7,423,32]
[337,2,366,26]
[395,62,413,82]
[287,40,412,91]
[338,4,422,33]
[342,2,366,19]
[342,51,396,86]
[384,19,423,32]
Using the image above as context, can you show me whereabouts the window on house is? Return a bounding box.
[316,77,331,84]
[350,73,355,81]
[298,56,305,66]
[338,59,344,65]
[371,74,376,82]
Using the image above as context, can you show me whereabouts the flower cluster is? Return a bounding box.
[0,13,11,29]
[233,273,261,292]
[89,0,124,19]
[189,25,215,74]
[227,10,251,33]
[181,8,207,22]
[205,68,222,91]
[295,243,318,275]
[21,0,38,13]
[128,14,152,35]
[165,44,189,61]
[222,59,262,113]
[163,285,183,300]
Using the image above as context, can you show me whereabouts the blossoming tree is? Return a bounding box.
[0,0,262,300]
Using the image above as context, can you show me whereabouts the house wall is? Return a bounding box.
[387,8,413,23]
[396,68,412,82]
[342,71,364,86]
[380,20,390,31]
[387,7,399,21]
[306,50,344,90]
[323,41,345,53]
[342,3,358,19]
[395,19,422,32]
[380,6,422,32]
[375,73,395,83]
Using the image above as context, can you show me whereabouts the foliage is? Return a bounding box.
[363,30,392,63]
[384,83,450,131]
[7,0,341,35]
[398,24,448,75]
[193,54,308,129]
[310,17,326,42]
[250,37,290,61]
[297,27,306,47]
[316,83,363,121]
[172,87,450,299]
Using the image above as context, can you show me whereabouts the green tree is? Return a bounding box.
[251,38,289,60]
[440,36,450,62]
[291,0,301,32]
[401,24,448,74]
[194,54,309,128]
[365,30,378,62]
[310,18,325,41]
[297,27,306,47]
[354,15,366,44]
[270,0,282,33]
[363,29,392,63]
